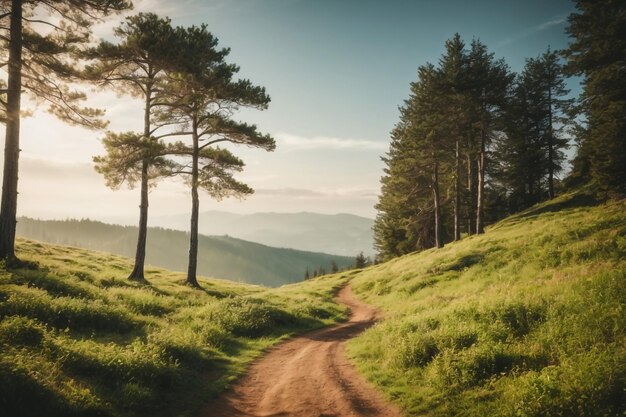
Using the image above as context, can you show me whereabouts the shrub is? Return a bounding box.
[59,339,177,388]
[505,346,625,417]
[109,288,176,317]
[394,332,439,368]
[206,297,294,337]
[428,343,525,391]
[0,287,137,333]
[0,316,47,347]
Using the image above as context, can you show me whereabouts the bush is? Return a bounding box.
[434,322,479,350]
[0,316,47,347]
[206,297,294,338]
[394,332,439,368]
[109,288,176,317]
[490,301,547,338]
[6,269,96,299]
[428,343,525,391]
[0,287,138,334]
[148,322,225,366]
[505,346,625,417]
[59,339,177,388]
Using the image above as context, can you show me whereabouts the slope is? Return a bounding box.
[16,218,354,287]
[0,238,349,417]
[345,188,626,416]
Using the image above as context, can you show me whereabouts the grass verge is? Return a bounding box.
[0,240,349,417]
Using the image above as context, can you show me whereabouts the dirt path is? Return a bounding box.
[202,285,402,417]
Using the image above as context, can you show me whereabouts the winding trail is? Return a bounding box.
[202,285,402,417]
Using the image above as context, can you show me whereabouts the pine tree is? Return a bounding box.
[438,34,470,241]
[497,50,571,211]
[496,72,545,212]
[466,39,512,234]
[160,25,274,288]
[355,251,367,269]
[87,13,182,281]
[374,64,449,258]
[0,0,131,262]
[374,125,424,258]
[407,64,453,248]
[539,49,572,199]
[563,0,626,194]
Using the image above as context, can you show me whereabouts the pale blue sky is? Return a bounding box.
[12,0,577,221]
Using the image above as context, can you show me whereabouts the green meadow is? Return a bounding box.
[346,189,625,416]
[0,239,348,417]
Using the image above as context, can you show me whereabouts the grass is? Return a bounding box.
[345,188,626,417]
[0,239,349,417]
[2,187,624,417]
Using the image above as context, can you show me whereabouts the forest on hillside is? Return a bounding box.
[374,0,625,260]
[16,217,353,287]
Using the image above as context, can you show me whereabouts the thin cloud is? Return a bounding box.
[256,188,326,198]
[255,187,379,199]
[494,13,568,49]
[277,133,387,152]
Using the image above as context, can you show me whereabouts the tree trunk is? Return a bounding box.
[466,149,475,236]
[547,72,555,199]
[186,119,200,288]
[433,161,443,249]
[454,139,461,241]
[128,159,149,281]
[0,0,23,262]
[476,122,486,234]
[128,83,153,281]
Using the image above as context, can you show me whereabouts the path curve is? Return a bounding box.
[202,285,402,417]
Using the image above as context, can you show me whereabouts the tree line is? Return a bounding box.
[374,0,625,260]
[303,251,372,279]
[0,1,274,288]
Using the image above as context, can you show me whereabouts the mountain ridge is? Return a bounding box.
[149,211,375,257]
[16,217,354,287]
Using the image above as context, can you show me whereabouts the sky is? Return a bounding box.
[8,0,578,223]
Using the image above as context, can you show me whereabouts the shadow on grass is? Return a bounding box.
[514,192,601,220]
[0,363,103,417]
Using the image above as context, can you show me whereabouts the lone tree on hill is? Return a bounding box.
[355,252,368,269]
[87,13,184,282]
[0,0,131,263]
[159,25,274,288]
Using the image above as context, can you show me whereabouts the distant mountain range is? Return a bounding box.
[16,218,354,287]
[152,211,375,257]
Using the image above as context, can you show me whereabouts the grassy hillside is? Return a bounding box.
[16,218,354,287]
[346,189,625,416]
[0,239,349,417]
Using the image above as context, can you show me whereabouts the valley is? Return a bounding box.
[16,217,354,287]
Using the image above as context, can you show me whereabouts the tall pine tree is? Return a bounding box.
[87,13,183,281]
[0,0,131,262]
[563,0,626,194]
[160,25,274,287]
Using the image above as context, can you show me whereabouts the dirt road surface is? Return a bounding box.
[202,284,402,417]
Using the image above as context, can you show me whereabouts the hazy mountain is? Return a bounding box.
[16,218,354,287]
[153,211,375,257]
